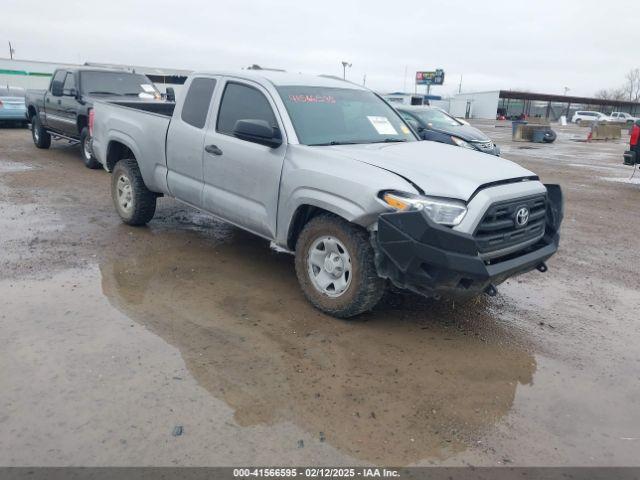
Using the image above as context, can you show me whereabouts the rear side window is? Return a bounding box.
[181,77,217,129]
[216,82,277,135]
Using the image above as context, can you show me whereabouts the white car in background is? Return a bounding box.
[610,112,638,124]
[571,111,611,125]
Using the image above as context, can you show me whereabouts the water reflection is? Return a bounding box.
[99,220,536,465]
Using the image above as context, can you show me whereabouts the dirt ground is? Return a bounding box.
[1,121,639,467]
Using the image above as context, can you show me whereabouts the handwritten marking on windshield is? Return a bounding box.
[289,94,336,104]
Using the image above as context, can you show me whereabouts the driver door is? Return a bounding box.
[201,79,287,239]
[59,72,80,136]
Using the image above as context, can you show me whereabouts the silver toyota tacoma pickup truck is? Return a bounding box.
[92,70,563,318]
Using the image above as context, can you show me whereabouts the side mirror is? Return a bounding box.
[166,87,175,102]
[233,119,282,148]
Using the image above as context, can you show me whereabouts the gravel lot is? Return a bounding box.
[1,121,639,466]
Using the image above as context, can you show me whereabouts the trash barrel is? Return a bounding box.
[532,129,546,143]
[512,120,527,136]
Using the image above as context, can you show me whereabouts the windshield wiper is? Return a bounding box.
[307,140,361,146]
[368,138,408,144]
[88,91,120,95]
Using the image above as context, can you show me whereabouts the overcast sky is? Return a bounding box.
[4,0,639,97]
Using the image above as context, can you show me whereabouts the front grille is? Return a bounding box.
[475,194,547,254]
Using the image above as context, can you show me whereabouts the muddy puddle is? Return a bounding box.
[96,226,536,464]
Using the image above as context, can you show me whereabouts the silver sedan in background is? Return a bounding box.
[0,86,28,127]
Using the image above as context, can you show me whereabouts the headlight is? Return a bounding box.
[381,191,467,226]
[451,136,475,150]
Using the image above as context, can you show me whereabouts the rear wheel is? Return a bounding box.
[31,114,51,149]
[111,159,157,226]
[80,127,100,169]
[294,214,385,318]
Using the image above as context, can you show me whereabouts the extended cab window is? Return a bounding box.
[63,73,76,94]
[217,82,277,136]
[181,77,217,129]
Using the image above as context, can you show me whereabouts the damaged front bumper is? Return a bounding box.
[375,184,563,298]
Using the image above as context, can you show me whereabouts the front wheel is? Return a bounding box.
[294,215,385,318]
[80,127,101,169]
[111,159,157,226]
[31,114,51,149]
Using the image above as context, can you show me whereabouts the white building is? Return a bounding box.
[447,91,500,120]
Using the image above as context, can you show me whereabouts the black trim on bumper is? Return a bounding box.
[375,184,563,298]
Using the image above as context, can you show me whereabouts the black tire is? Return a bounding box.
[31,114,51,149]
[294,214,385,318]
[543,129,557,143]
[80,127,101,169]
[111,159,157,226]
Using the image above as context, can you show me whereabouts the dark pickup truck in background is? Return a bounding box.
[25,67,162,168]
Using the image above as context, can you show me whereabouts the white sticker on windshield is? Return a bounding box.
[138,92,155,99]
[140,84,156,93]
[367,116,398,135]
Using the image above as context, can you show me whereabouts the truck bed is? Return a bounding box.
[104,99,176,117]
[92,99,175,193]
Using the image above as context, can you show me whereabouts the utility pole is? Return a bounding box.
[341,61,352,80]
[8,41,15,60]
[402,65,408,92]
[458,75,463,94]
[362,74,366,86]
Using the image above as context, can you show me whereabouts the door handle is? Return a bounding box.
[205,144,223,156]
[57,99,61,105]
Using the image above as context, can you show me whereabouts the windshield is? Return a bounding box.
[410,108,462,127]
[277,86,416,145]
[80,71,159,97]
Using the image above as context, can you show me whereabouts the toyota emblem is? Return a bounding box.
[515,207,530,227]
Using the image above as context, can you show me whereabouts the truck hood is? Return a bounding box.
[323,141,536,201]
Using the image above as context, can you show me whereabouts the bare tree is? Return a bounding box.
[594,88,627,101]
[595,68,640,102]
[623,68,640,102]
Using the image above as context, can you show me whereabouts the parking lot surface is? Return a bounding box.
[1,122,639,466]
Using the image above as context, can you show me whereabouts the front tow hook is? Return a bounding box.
[536,262,548,273]
[484,284,498,297]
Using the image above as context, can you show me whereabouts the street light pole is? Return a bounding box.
[341,61,352,80]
